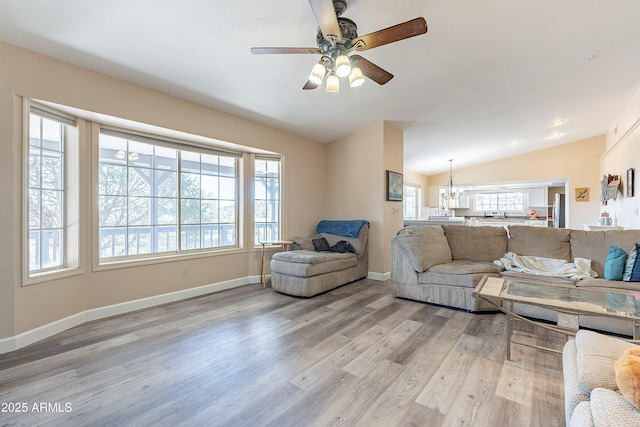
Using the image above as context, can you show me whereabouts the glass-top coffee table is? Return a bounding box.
[473,276,640,360]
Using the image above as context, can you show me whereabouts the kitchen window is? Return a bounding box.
[473,192,525,213]
[403,183,421,219]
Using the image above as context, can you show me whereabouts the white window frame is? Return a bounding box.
[23,100,82,285]
[253,155,283,246]
[403,183,421,220]
[96,126,242,265]
[470,191,527,215]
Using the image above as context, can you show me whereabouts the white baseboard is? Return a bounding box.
[0,277,252,355]
[86,277,249,321]
[368,271,390,281]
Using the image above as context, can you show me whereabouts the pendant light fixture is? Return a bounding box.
[440,159,462,201]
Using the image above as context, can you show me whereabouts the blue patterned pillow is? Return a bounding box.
[623,244,640,282]
[605,245,628,280]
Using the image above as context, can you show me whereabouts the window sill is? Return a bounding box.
[93,247,246,272]
[24,266,84,287]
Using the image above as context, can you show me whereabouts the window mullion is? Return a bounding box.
[177,150,183,252]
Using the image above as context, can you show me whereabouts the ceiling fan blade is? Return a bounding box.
[351,55,393,85]
[303,79,320,90]
[251,47,322,55]
[308,0,341,42]
[351,17,427,51]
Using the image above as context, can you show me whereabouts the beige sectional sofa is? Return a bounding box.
[390,224,640,336]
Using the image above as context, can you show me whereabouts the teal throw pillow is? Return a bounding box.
[604,245,628,280]
[623,244,640,282]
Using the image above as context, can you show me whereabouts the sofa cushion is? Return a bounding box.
[291,236,318,251]
[418,270,499,289]
[428,260,502,275]
[395,226,452,272]
[575,330,637,395]
[576,277,640,292]
[624,244,640,282]
[571,229,640,278]
[605,245,629,281]
[419,261,501,289]
[508,226,572,261]
[441,224,508,262]
[500,270,576,285]
[321,225,368,259]
[590,387,640,426]
[271,250,358,277]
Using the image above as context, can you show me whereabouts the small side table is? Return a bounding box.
[259,240,293,287]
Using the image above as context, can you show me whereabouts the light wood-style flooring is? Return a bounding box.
[0,279,567,426]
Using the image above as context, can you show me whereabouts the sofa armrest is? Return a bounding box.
[290,236,317,251]
[590,388,640,425]
[390,237,419,285]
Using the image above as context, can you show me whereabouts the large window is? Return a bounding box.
[98,129,239,262]
[27,104,78,277]
[254,156,281,244]
[403,184,420,219]
[474,192,525,212]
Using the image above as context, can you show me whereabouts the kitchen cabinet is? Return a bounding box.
[454,193,469,208]
[529,187,548,207]
[443,193,469,209]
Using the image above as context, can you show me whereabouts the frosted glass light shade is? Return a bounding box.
[348,67,365,87]
[335,54,351,77]
[326,74,339,92]
[308,62,327,85]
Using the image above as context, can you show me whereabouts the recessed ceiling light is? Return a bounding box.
[550,119,565,127]
[550,132,564,139]
[511,140,521,145]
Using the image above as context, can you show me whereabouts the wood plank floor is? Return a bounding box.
[0,279,567,426]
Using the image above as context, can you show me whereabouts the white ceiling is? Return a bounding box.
[1,0,639,175]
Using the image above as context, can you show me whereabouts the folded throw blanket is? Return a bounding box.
[316,220,370,238]
[494,252,597,281]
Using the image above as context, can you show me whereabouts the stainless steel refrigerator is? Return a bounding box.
[552,193,566,228]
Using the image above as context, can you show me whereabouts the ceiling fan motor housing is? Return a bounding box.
[316,17,358,51]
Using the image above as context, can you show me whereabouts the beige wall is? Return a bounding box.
[0,42,326,338]
[326,121,404,276]
[602,88,640,229]
[382,123,404,273]
[427,135,605,229]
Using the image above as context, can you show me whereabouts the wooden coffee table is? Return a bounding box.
[474,276,640,360]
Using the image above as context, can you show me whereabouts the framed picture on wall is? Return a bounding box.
[386,170,403,201]
[628,168,634,197]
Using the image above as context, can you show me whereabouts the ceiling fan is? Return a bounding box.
[250,0,428,92]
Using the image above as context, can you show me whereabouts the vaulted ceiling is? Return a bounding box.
[1,0,639,175]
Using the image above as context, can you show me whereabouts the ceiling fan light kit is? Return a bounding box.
[348,66,365,88]
[251,0,428,93]
[326,73,340,92]
[309,62,327,85]
[334,53,351,77]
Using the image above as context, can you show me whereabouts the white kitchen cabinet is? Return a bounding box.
[443,193,469,209]
[455,193,469,208]
[529,187,548,207]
